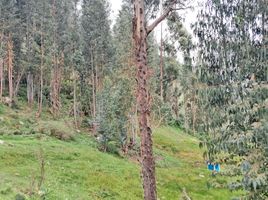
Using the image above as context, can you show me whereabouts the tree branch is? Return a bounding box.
[146,7,173,36]
[146,0,190,36]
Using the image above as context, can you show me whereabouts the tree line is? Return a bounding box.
[0,0,267,199]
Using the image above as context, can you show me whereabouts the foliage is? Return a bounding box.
[194,0,268,198]
[97,78,133,153]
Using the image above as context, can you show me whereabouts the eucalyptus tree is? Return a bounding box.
[132,0,192,199]
[81,0,113,118]
[194,0,268,198]
[166,13,197,131]
[0,0,20,103]
[112,0,138,149]
[113,0,133,69]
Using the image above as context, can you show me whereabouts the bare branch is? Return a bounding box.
[172,6,192,11]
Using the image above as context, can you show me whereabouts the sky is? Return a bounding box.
[110,0,122,23]
[109,0,204,41]
[108,0,203,62]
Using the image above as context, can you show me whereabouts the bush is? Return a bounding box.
[39,121,75,141]
[95,78,132,155]
[50,128,74,141]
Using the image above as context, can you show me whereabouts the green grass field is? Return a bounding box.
[0,105,244,199]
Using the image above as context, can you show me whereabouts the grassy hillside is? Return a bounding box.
[0,105,243,199]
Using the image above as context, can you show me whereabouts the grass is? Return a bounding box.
[0,105,244,199]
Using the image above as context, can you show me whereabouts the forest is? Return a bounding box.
[0,0,267,199]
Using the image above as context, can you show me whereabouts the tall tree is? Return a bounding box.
[167,13,196,132]
[132,0,191,199]
[81,0,113,119]
[7,35,14,106]
[194,0,268,198]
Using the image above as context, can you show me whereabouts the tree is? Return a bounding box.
[166,13,197,132]
[132,0,191,199]
[194,0,268,198]
[81,0,113,120]
[7,35,14,107]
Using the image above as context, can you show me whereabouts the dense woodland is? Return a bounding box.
[0,0,267,199]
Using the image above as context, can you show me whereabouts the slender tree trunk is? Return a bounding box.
[91,49,96,119]
[7,35,13,107]
[160,20,164,101]
[174,95,179,120]
[50,54,62,116]
[95,53,98,103]
[73,69,78,128]
[37,31,44,117]
[50,56,56,115]
[262,12,268,81]
[133,1,157,199]
[50,0,62,116]
[184,93,188,130]
[0,58,3,101]
[0,33,3,101]
[14,69,25,98]
[192,87,196,134]
[27,73,34,108]
[91,49,97,133]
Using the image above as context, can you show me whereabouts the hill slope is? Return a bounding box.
[0,106,243,199]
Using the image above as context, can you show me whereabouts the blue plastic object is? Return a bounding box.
[215,163,220,172]
[208,163,214,171]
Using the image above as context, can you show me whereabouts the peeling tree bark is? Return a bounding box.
[132,1,177,199]
[133,1,157,199]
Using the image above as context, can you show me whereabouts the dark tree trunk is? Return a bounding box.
[133,1,157,199]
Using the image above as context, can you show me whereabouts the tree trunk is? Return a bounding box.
[7,35,13,107]
[50,54,62,116]
[192,82,196,134]
[37,31,44,117]
[73,70,78,128]
[27,72,34,108]
[133,1,157,199]
[160,21,164,101]
[262,12,268,81]
[91,49,96,119]
[0,33,3,101]
[14,69,25,98]
[0,58,3,101]
[50,0,62,117]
